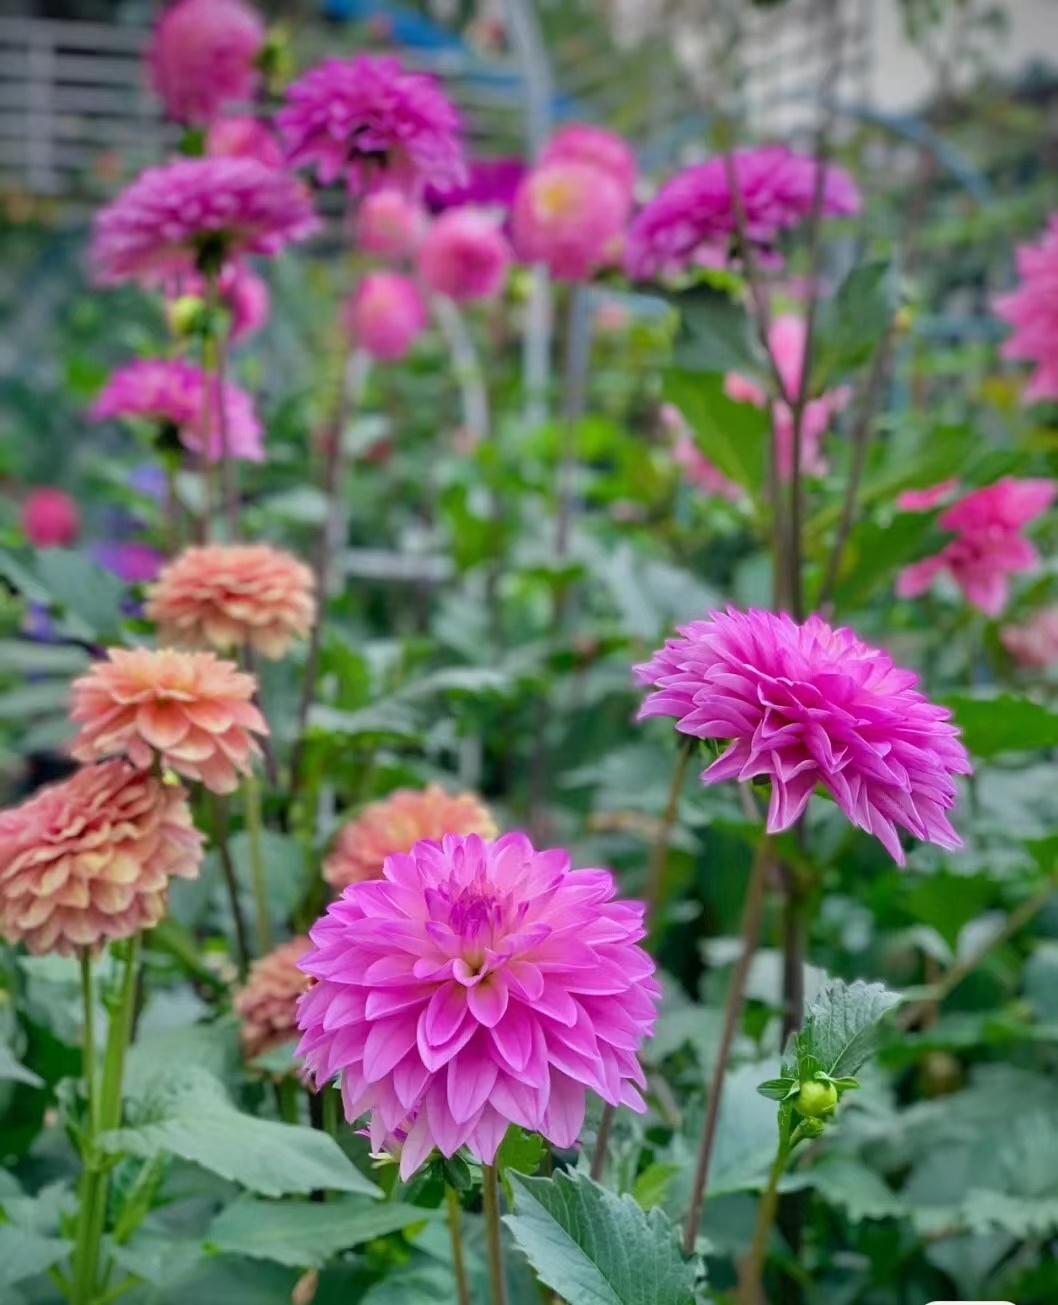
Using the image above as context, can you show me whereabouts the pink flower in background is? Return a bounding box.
[417,208,511,302]
[896,479,959,512]
[660,404,741,502]
[425,156,526,219]
[637,608,971,863]
[356,190,425,260]
[296,831,659,1179]
[21,488,79,548]
[277,55,465,196]
[625,146,860,279]
[724,314,850,478]
[512,160,626,281]
[90,158,317,287]
[542,124,636,209]
[896,477,1056,617]
[993,215,1058,404]
[206,116,284,169]
[1001,607,1058,668]
[342,272,427,361]
[146,0,264,127]
[91,358,263,463]
[166,262,271,344]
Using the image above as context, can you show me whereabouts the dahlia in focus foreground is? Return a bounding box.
[146,543,316,660]
[91,358,263,462]
[324,784,497,889]
[277,55,465,196]
[512,160,627,281]
[342,272,427,361]
[297,831,659,1178]
[635,607,971,864]
[0,760,202,955]
[90,158,317,287]
[146,0,264,127]
[236,936,312,1060]
[624,145,860,279]
[993,214,1058,404]
[70,648,268,795]
[896,477,1056,617]
[416,208,511,302]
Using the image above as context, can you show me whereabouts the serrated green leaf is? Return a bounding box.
[207,1197,435,1268]
[663,370,769,496]
[505,1169,698,1305]
[631,1163,681,1211]
[795,980,901,1081]
[812,260,895,387]
[941,691,1058,759]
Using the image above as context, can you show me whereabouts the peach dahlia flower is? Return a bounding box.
[70,647,267,796]
[235,935,312,1061]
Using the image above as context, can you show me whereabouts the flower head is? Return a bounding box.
[993,215,1058,404]
[341,272,427,361]
[146,0,264,127]
[277,55,465,196]
[206,116,284,169]
[235,936,312,1061]
[21,487,79,548]
[542,124,636,206]
[1001,607,1058,669]
[356,190,425,260]
[297,831,659,1178]
[417,208,511,302]
[625,146,860,280]
[425,156,526,218]
[512,160,627,281]
[661,403,741,502]
[636,607,971,864]
[70,648,268,795]
[0,760,202,955]
[90,157,317,288]
[145,543,316,659]
[91,358,263,463]
[896,477,1056,617]
[324,785,497,889]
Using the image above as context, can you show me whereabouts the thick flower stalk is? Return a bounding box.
[146,0,264,127]
[235,936,312,1060]
[635,607,971,864]
[324,785,497,889]
[993,214,1058,404]
[0,760,202,955]
[296,832,660,1178]
[145,543,316,659]
[69,647,268,795]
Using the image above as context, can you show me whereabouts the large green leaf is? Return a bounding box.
[941,692,1058,760]
[0,1225,70,1289]
[0,1044,43,1088]
[32,549,126,641]
[668,285,761,374]
[787,980,901,1080]
[505,1170,698,1305]
[812,261,895,387]
[308,702,423,745]
[662,370,770,496]
[207,1197,435,1268]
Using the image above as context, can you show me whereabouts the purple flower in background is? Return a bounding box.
[425,156,526,219]
[93,542,165,586]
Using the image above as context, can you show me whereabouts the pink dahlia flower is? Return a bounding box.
[635,607,971,864]
[21,487,79,548]
[356,190,425,260]
[724,313,850,478]
[512,160,627,281]
[993,215,1058,404]
[206,116,284,170]
[342,272,427,361]
[277,55,465,196]
[895,479,959,512]
[416,208,511,302]
[90,158,317,288]
[1001,607,1058,669]
[146,0,264,127]
[660,404,741,502]
[166,262,271,344]
[896,477,1056,617]
[91,358,263,463]
[624,145,860,280]
[541,124,636,208]
[296,831,659,1178]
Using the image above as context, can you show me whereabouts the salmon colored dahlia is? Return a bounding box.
[0,760,202,956]
[324,785,497,889]
[145,544,316,660]
[297,831,660,1179]
[235,936,312,1061]
[69,648,267,796]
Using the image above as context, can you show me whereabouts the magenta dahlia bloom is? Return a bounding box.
[417,208,511,302]
[91,359,263,463]
[993,215,1058,404]
[895,479,959,512]
[542,124,637,207]
[425,156,526,219]
[897,477,1056,617]
[277,55,465,197]
[296,831,659,1178]
[625,145,860,280]
[146,0,264,127]
[636,608,971,864]
[341,272,427,362]
[89,158,317,288]
[512,160,627,281]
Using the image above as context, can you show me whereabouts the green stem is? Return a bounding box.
[739,1136,792,1305]
[276,1077,300,1125]
[80,950,97,1131]
[643,736,695,918]
[322,1085,339,1138]
[208,792,250,977]
[482,1163,509,1305]
[445,1185,472,1305]
[244,773,270,955]
[590,1104,615,1182]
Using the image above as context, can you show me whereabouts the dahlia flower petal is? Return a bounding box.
[446,1037,499,1123]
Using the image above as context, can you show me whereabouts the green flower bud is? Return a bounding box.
[168,295,208,338]
[793,1079,838,1119]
